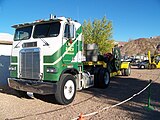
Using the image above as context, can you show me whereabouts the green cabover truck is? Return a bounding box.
[8,15,131,105]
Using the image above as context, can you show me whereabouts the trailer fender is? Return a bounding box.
[120,62,130,69]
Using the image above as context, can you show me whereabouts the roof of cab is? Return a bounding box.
[12,17,67,28]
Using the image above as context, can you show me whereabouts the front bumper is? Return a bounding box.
[8,78,58,95]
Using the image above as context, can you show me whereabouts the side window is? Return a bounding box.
[64,24,69,38]
[70,24,74,38]
[64,24,75,38]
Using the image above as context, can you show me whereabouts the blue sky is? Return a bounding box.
[0,0,160,41]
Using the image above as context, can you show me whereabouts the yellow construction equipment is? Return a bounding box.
[148,51,160,69]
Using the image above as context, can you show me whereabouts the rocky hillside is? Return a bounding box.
[120,36,160,56]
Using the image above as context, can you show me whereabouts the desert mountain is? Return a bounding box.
[120,36,160,56]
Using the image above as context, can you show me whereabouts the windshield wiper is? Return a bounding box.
[36,35,49,46]
[14,39,23,48]
[14,36,30,48]
[40,37,50,46]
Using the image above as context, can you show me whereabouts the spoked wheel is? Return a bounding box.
[55,74,76,105]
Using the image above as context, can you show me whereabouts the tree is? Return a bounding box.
[82,16,114,54]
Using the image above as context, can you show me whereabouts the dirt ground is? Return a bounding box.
[0,67,160,120]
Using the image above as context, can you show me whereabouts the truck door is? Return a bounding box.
[62,23,76,64]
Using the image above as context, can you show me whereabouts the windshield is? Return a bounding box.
[14,26,32,41]
[33,22,61,38]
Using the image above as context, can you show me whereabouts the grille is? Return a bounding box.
[20,48,40,80]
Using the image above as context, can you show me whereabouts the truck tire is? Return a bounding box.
[14,90,28,98]
[98,68,110,88]
[55,74,76,105]
[121,69,125,76]
[93,67,101,87]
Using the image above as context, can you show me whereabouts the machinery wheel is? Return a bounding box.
[113,60,121,72]
[55,74,76,105]
[148,64,152,69]
[124,66,131,76]
[98,68,110,88]
[112,47,121,72]
[151,64,156,69]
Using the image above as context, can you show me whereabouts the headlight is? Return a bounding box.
[46,67,57,73]
[9,66,16,71]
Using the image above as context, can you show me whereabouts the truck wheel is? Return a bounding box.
[98,68,110,88]
[14,90,28,98]
[55,74,76,105]
[93,67,101,87]
[124,66,131,76]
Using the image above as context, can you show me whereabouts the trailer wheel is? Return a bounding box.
[98,68,110,88]
[121,69,125,76]
[124,66,131,76]
[55,74,76,105]
[102,70,110,88]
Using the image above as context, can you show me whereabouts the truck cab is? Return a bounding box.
[8,16,83,104]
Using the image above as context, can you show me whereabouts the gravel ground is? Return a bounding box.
[0,67,160,120]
